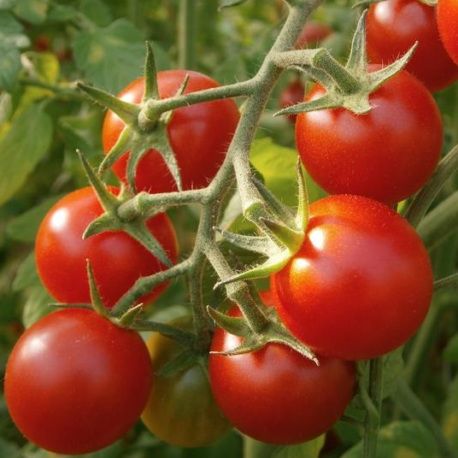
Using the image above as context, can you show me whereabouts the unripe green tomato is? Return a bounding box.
[141,317,231,447]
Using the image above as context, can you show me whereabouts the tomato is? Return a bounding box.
[271,195,433,361]
[141,316,230,447]
[102,70,240,194]
[36,187,178,309]
[366,0,458,92]
[296,67,443,205]
[5,308,152,454]
[438,0,458,66]
[295,21,332,48]
[208,292,356,445]
[279,79,305,123]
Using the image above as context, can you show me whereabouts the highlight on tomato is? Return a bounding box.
[272,195,433,361]
[295,67,443,205]
[36,187,178,309]
[141,316,231,447]
[366,0,458,92]
[209,292,356,445]
[5,308,152,455]
[102,70,240,194]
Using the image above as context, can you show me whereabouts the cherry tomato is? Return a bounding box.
[295,21,332,48]
[36,187,178,309]
[296,67,443,205]
[141,317,230,447]
[5,308,152,454]
[209,292,356,445]
[103,70,240,194]
[438,0,458,66]
[271,195,433,361]
[279,79,305,123]
[366,0,458,92]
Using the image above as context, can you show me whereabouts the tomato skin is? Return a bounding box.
[102,70,240,194]
[209,294,356,445]
[438,0,458,66]
[141,317,230,447]
[296,68,443,205]
[271,195,433,361]
[279,80,305,123]
[36,187,178,309]
[366,0,458,92]
[5,308,152,455]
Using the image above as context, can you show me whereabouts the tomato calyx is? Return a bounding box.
[208,293,318,363]
[215,161,308,287]
[275,11,417,117]
[78,43,185,193]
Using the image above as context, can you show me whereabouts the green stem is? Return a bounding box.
[393,380,457,458]
[417,190,458,250]
[19,77,82,100]
[178,0,197,70]
[434,273,458,291]
[362,358,384,458]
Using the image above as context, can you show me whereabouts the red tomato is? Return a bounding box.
[5,308,152,454]
[279,79,305,123]
[209,292,356,445]
[271,195,433,361]
[295,21,332,48]
[36,187,178,309]
[295,67,443,205]
[102,70,240,194]
[366,0,458,92]
[438,0,458,66]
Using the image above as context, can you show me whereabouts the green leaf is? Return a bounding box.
[273,436,325,458]
[0,40,21,91]
[341,421,439,458]
[0,10,22,35]
[73,19,153,93]
[13,252,39,291]
[0,0,16,10]
[14,0,49,24]
[444,335,458,363]
[0,438,19,458]
[27,51,59,84]
[80,0,112,27]
[250,138,326,207]
[7,195,61,242]
[443,375,458,450]
[22,284,53,328]
[0,104,52,206]
[219,0,248,9]
[47,3,77,21]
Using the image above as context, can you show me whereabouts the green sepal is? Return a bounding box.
[259,217,304,252]
[218,0,247,11]
[143,42,159,102]
[295,160,309,232]
[118,303,144,328]
[252,178,294,223]
[292,65,335,91]
[98,126,134,176]
[161,73,190,125]
[346,10,368,72]
[157,350,197,378]
[83,213,122,239]
[86,260,109,317]
[50,303,93,310]
[129,318,195,346]
[276,93,340,117]
[210,338,265,356]
[207,306,252,337]
[214,248,292,288]
[77,82,139,126]
[215,228,276,255]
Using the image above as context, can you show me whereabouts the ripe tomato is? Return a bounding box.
[296,67,443,205]
[366,0,458,92]
[271,195,433,361]
[295,21,332,48]
[102,70,240,194]
[279,79,305,123]
[438,0,458,66]
[141,316,230,447]
[36,187,178,309]
[5,308,152,454]
[208,292,356,445]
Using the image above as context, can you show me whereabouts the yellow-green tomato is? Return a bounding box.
[141,317,231,447]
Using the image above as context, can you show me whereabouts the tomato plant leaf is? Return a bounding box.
[219,0,248,10]
[273,436,325,458]
[341,421,439,458]
[0,41,21,91]
[80,0,112,27]
[13,0,49,24]
[0,0,16,10]
[0,104,52,206]
[0,438,19,458]
[13,252,39,291]
[72,19,169,93]
[442,375,458,450]
[7,195,62,242]
[443,335,458,363]
[47,3,77,22]
[22,284,53,328]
